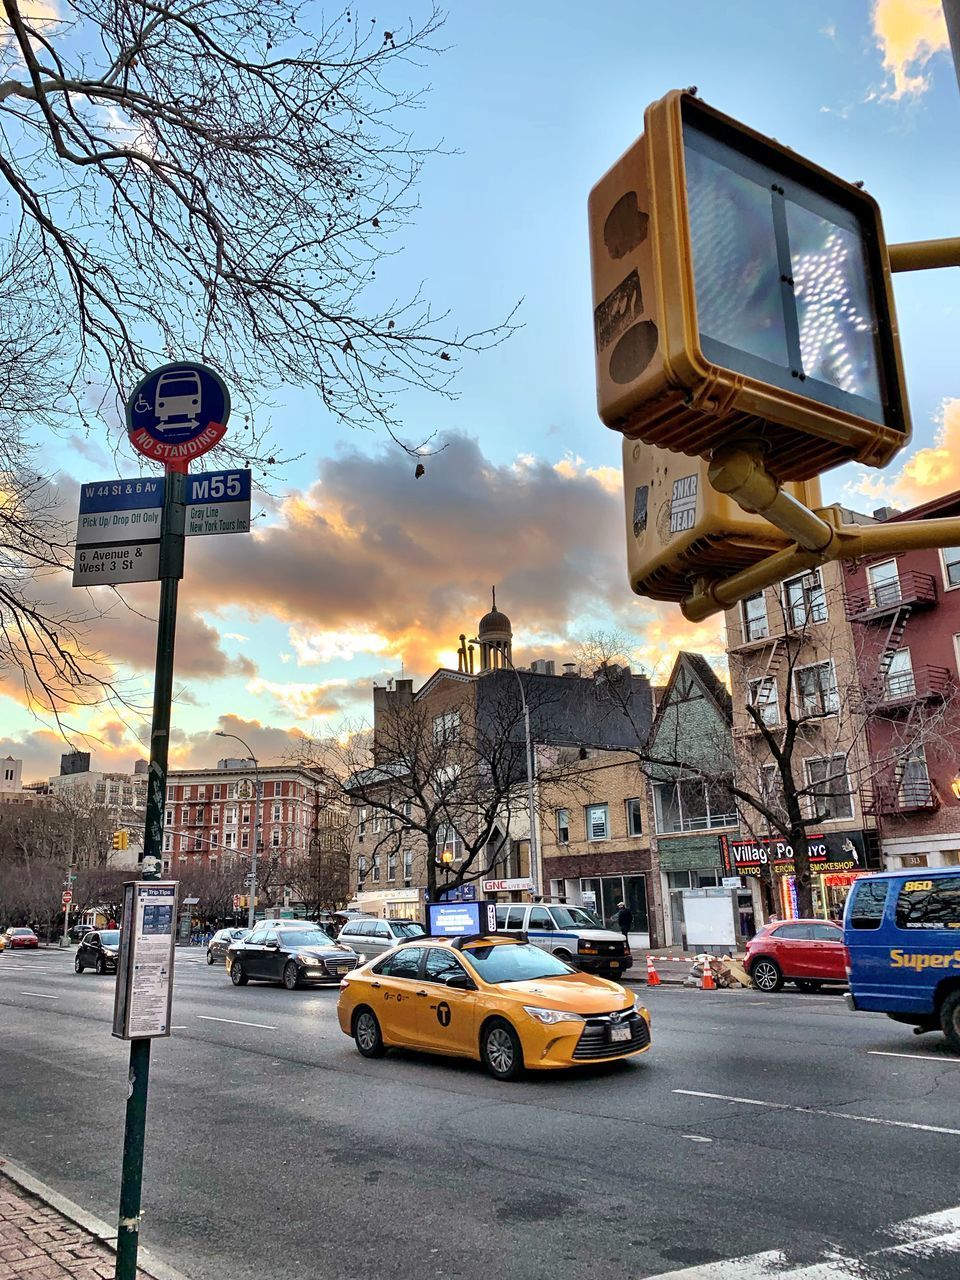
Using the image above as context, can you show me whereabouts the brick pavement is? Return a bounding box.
[0,1172,150,1280]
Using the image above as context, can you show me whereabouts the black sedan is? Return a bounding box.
[68,921,96,943]
[226,923,360,989]
[75,929,121,975]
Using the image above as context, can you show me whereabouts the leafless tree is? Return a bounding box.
[0,0,516,714]
[322,679,595,903]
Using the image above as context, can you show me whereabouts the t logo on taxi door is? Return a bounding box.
[436,1002,452,1027]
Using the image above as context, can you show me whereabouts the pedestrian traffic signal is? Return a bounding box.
[112,830,129,851]
[589,90,910,482]
[623,439,822,602]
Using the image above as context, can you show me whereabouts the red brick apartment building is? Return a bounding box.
[844,493,960,872]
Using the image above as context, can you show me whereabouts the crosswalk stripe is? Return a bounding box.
[638,1205,960,1279]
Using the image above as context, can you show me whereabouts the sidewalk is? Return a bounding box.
[0,1160,184,1280]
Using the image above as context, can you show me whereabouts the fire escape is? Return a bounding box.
[846,570,943,816]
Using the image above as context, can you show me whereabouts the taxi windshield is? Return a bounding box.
[464,943,575,983]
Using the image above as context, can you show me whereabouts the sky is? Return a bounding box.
[3,0,960,782]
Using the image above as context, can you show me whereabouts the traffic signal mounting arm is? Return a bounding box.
[682,448,960,620]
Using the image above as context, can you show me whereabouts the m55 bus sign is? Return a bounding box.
[185,469,251,536]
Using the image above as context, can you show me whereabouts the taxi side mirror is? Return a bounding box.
[445,973,474,991]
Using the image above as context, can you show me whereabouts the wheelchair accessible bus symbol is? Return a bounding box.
[126,362,231,472]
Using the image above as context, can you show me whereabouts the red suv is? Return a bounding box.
[745,919,847,993]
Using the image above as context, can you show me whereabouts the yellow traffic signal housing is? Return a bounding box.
[624,439,822,602]
[589,90,910,482]
[112,831,123,850]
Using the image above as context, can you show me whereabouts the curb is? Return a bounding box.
[0,1156,191,1280]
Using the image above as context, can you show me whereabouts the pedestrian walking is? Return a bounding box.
[616,900,633,943]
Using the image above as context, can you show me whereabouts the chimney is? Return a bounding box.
[872,506,901,522]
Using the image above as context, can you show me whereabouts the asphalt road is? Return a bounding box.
[1,946,959,1280]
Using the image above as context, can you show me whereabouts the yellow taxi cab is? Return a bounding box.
[336,932,651,1081]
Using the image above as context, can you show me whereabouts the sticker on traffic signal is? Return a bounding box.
[589,90,910,482]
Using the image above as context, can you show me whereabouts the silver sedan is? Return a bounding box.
[207,928,250,964]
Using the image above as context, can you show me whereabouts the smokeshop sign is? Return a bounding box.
[721,831,871,878]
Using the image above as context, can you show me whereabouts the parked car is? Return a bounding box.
[75,929,121,975]
[226,923,361,989]
[493,903,633,978]
[4,927,39,950]
[206,928,250,964]
[336,917,426,961]
[745,918,847,992]
[68,922,96,943]
[338,933,651,1081]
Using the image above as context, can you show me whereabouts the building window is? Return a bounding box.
[242,807,250,824]
[438,824,463,861]
[760,763,784,816]
[403,800,413,821]
[794,661,839,717]
[783,570,827,629]
[900,749,933,808]
[867,559,901,607]
[194,807,204,824]
[371,856,381,882]
[210,832,218,848]
[942,546,960,590]
[240,832,249,848]
[403,849,414,881]
[652,779,737,833]
[193,834,203,852]
[213,784,222,800]
[163,833,172,852]
[626,799,643,837]
[556,809,570,843]
[387,852,397,881]
[805,756,853,821]
[185,785,193,800]
[585,804,609,841]
[165,808,173,825]
[271,829,281,848]
[225,806,237,825]
[885,649,915,700]
[211,806,220,824]
[747,676,779,726]
[433,711,461,744]
[224,831,236,849]
[742,592,769,642]
[358,808,367,839]
[272,803,281,822]
[357,854,367,883]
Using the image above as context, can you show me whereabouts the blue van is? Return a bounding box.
[844,868,960,1052]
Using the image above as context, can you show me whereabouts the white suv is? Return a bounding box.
[494,903,632,978]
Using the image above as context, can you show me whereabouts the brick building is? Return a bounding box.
[724,552,882,921]
[538,748,659,948]
[843,493,960,872]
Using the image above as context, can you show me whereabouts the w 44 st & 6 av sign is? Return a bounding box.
[73,478,165,586]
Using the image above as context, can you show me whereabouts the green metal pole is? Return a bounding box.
[115,469,185,1280]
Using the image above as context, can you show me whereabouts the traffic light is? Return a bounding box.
[589,90,910,482]
[112,830,129,851]
[623,439,823,601]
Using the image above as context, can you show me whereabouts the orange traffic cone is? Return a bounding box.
[646,955,661,987]
[700,957,716,991]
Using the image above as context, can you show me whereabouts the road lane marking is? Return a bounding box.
[674,1089,960,1136]
[171,1025,189,1030]
[18,991,59,999]
[196,1015,276,1030]
[868,1050,960,1065]
[681,1134,713,1143]
[638,1203,960,1278]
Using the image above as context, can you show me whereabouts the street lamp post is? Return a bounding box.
[215,732,261,929]
[469,642,540,898]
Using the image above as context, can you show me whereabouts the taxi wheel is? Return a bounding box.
[941,990,960,1053]
[283,962,300,990]
[230,959,248,986]
[74,955,83,973]
[751,958,783,993]
[481,1018,523,1082]
[353,1007,385,1058]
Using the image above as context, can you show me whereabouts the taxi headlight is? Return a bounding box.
[523,1006,585,1025]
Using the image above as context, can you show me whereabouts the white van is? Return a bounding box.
[494,903,633,978]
